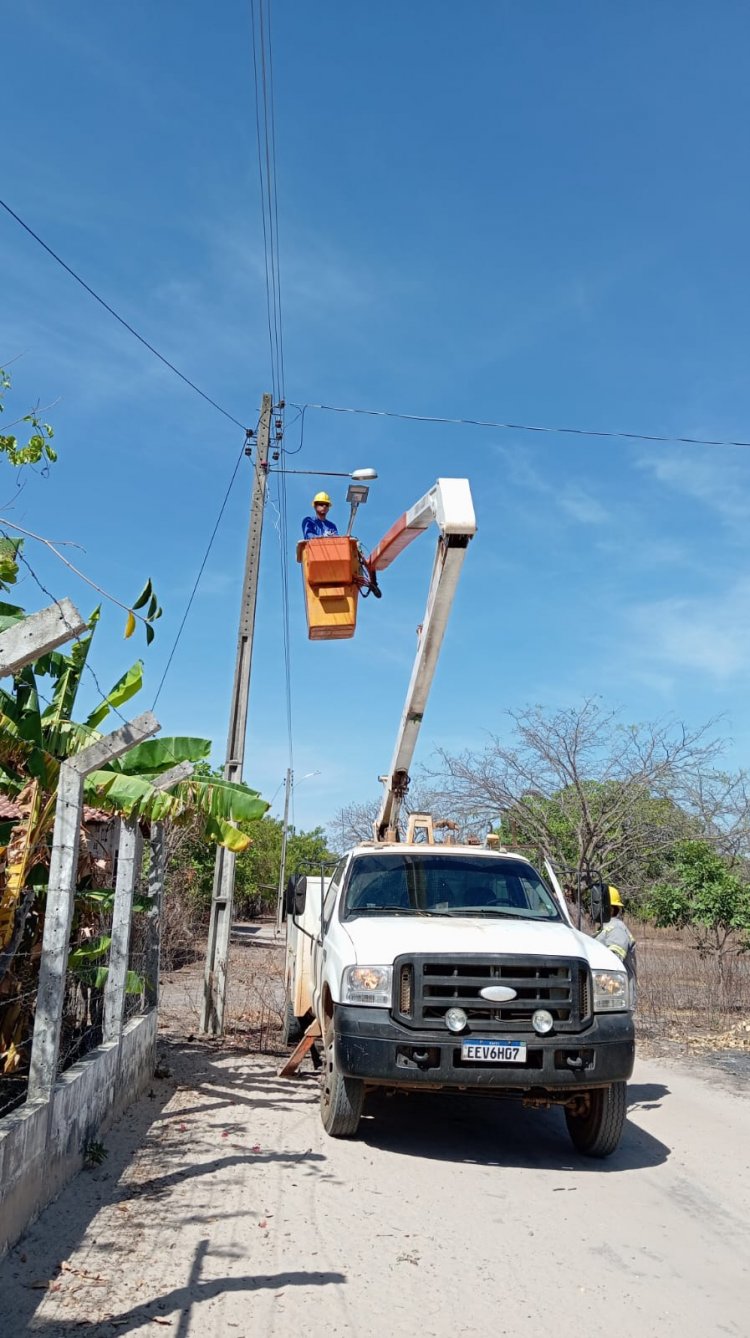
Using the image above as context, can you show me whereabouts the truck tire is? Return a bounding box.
[564,1081,627,1158]
[320,1021,364,1138]
[281,998,303,1047]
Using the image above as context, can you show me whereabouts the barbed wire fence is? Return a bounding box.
[0,601,175,1122]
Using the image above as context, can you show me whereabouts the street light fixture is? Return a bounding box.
[267,466,378,479]
[346,482,371,535]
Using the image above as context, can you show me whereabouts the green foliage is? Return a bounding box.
[85,660,144,730]
[0,581,269,956]
[106,737,210,776]
[0,369,56,469]
[0,538,22,593]
[83,1138,108,1166]
[127,578,163,645]
[172,803,333,919]
[644,841,750,945]
[500,780,694,901]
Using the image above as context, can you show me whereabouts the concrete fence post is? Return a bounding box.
[27,712,160,1102]
[102,819,143,1044]
[143,761,194,1011]
[0,599,87,677]
[145,824,166,1010]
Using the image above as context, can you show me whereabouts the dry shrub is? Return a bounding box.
[637,922,750,1041]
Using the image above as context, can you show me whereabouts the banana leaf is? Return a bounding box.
[104,736,211,776]
[70,962,145,994]
[85,661,144,730]
[84,771,179,823]
[41,608,100,729]
[203,815,253,853]
[68,935,111,966]
[180,775,268,824]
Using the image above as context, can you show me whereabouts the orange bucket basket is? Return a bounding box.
[297,536,360,640]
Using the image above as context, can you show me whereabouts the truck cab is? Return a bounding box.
[285,841,634,1157]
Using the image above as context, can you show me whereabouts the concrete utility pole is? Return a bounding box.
[275,767,292,933]
[201,393,273,1034]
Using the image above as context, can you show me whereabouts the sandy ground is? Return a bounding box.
[1,938,749,1337]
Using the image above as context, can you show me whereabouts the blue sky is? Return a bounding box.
[3,2,750,832]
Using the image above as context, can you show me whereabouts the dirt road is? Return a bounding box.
[1,1029,748,1337]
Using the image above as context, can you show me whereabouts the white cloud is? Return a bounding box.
[494,444,611,527]
[638,450,750,527]
[559,485,610,526]
[627,579,750,681]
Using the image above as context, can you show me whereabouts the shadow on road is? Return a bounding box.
[0,1035,327,1334]
[9,1243,345,1337]
[357,1087,671,1172]
[627,1081,670,1110]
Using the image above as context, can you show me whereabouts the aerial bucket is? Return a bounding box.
[297,536,360,640]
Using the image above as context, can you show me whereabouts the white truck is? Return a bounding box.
[283,479,635,1156]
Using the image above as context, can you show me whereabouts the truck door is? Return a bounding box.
[312,856,348,1016]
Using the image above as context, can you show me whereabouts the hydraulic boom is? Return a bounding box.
[369,478,476,841]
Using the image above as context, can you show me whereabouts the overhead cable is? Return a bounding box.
[251,0,286,406]
[251,0,294,775]
[297,400,750,451]
[0,197,248,432]
[152,430,253,709]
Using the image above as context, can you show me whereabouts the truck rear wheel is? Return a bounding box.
[281,997,303,1047]
[564,1081,627,1157]
[320,1021,364,1137]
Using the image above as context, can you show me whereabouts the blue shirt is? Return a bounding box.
[302,515,339,539]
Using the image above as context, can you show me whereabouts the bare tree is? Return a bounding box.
[676,768,750,869]
[329,782,482,852]
[424,699,723,895]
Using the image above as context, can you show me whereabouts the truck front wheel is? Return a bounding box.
[281,997,303,1047]
[320,1020,364,1137]
[564,1082,627,1158]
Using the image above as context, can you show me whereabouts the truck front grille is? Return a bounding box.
[392,954,592,1034]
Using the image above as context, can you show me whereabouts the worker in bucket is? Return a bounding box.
[302,491,339,539]
[597,886,637,1005]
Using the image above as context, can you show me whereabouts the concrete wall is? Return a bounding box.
[0,1010,157,1258]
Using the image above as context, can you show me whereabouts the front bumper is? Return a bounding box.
[334,1004,635,1091]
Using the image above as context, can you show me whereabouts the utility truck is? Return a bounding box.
[284,479,635,1156]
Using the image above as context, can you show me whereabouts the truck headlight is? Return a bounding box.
[593,969,629,1012]
[342,965,393,1007]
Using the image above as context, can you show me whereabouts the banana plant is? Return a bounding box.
[0,596,268,1073]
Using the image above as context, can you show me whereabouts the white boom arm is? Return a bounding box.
[369,478,476,842]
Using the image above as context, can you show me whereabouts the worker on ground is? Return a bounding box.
[302,492,338,539]
[597,886,637,1005]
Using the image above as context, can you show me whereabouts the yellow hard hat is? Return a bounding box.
[312,491,332,506]
[608,885,623,908]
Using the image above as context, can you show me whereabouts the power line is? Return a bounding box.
[152,431,253,709]
[297,400,750,451]
[274,467,294,771]
[251,0,294,780]
[265,1,286,404]
[0,197,248,432]
[250,0,286,407]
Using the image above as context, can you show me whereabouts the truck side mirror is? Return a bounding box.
[293,875,308,916]
[284,876,296,918]
[590,882,610,925]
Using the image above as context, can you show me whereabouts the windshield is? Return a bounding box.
[342,853,561,921]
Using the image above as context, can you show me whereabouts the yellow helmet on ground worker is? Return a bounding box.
[313,491,332,506]
[608,885,623,908]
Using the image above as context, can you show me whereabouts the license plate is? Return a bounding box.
[461,1038,527,1063]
